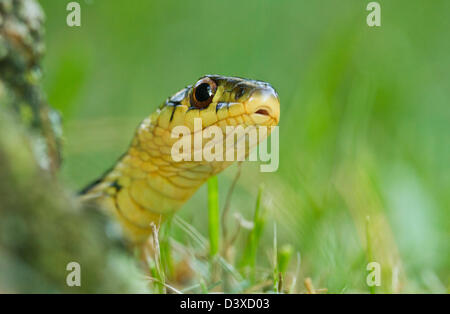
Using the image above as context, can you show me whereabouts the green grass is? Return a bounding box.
[239,185,266,281]
[146,176,299,293]
[207,176,220,258]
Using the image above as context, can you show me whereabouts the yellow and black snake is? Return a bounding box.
[80,75,280,243]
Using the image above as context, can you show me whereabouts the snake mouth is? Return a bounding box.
[255,108,270,116]
[246,86,280,125]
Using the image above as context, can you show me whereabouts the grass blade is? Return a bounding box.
[208,176,220,257]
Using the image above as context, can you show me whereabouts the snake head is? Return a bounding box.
[165,75,280,129]
[136,75,280,174]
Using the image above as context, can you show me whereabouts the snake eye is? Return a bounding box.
[190,77,217,108]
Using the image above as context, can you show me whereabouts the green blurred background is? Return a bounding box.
[39,0,449,293]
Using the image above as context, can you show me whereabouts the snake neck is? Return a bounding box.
[79,132,225,243]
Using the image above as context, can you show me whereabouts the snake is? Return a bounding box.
[79,75,280,244]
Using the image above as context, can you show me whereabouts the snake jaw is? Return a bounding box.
[245,85,280,126]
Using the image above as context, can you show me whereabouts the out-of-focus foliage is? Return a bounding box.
[0,107,143,293]
[39,0,449,293]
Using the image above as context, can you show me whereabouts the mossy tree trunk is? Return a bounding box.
[0,0,136,293]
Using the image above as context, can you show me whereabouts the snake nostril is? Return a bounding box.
[255,109,270,116]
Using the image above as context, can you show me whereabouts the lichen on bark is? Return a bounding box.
[0,0,61,172]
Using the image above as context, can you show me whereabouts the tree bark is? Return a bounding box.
[0,0,138,293]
